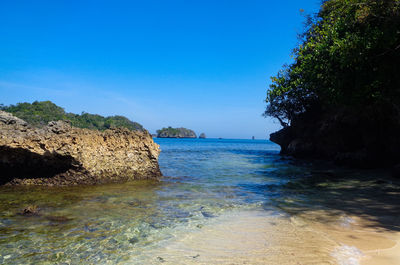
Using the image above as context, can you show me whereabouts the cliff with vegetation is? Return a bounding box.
[0,110,162,186]
[0,101,144,131]
[156,127,197,138]
[265,0,400,169]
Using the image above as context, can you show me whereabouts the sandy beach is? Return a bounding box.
[142,209,400,265]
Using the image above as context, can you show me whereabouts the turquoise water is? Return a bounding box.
[0,138,290,264]
[1,138,390,264]
[156,138,284,209]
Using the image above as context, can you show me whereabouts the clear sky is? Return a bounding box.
[0,0,321,139]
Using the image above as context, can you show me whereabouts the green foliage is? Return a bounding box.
[156,126,196,137]
[1,101,144,131]
[1,101,67,126]
[156,127,180,135]
[265,0,400,126]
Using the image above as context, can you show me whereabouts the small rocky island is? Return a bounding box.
[156,127,197,138]
[0,110,162,186]
[199,133,206,139]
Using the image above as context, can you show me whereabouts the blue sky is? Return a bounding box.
[0,0,321,139]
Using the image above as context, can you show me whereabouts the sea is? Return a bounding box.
[1,138,394,264]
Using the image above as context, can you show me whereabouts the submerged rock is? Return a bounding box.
[129,237,139,245]
[201,211,215,218]
[0,110,162,186]
[157,257,165,263]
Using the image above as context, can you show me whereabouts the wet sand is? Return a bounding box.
[362,232,400,265]
[142,174,400,265]
[296,211,400,265]
[143,209,400,265]
[144,210,337,264]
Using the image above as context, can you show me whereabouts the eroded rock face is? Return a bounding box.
[0,110,162,186]
[0,110,28,127]
[270,107,400,169]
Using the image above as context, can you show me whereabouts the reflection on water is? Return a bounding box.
[0,138,398,264]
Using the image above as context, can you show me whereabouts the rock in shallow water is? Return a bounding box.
[21,205,40,216]
[128,237,139,245]
[0,110,162,186]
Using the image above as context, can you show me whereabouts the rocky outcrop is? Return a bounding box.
[0,110,162,186]
[270,107,400,169]
[199,133,206,139]
[156,127,197,138]
[0,110,28,127]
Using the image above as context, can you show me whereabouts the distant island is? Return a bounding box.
[0,101,144,131]
[199,133,206,139]
[156,127,197,138]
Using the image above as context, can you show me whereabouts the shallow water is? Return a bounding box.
[0,138,398,264]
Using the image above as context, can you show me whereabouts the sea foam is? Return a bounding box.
[331,245,364,265]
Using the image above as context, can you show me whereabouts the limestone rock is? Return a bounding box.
[0,111,162,186]
[269,107,400,168]
[0,110,27,127]
[47,120,71,134]
[199,133,206,139]
[21,205,40,216]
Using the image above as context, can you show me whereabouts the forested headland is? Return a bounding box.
[265,0,400,168]
[0,101,144,131]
